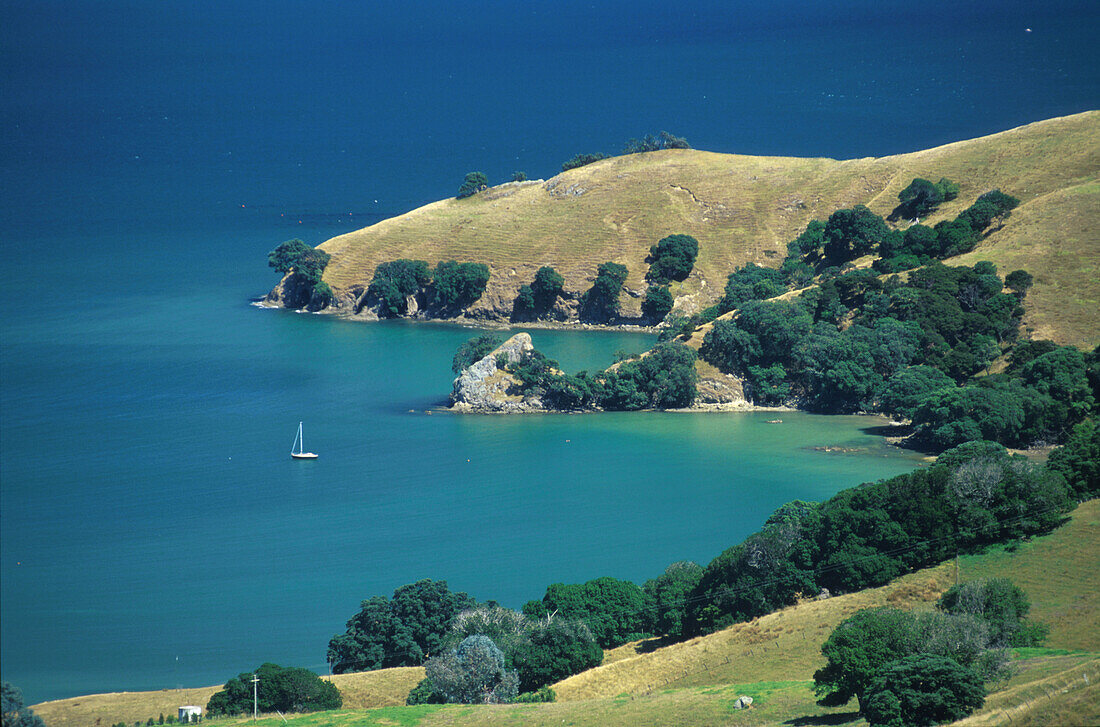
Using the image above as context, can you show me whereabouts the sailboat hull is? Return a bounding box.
[291,452,318,459]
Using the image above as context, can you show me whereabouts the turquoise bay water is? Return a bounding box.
[0,220,922,703]
[5,0,1095,706]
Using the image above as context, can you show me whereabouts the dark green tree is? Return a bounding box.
[642,284,673,324]
[876,365,956,418]
[1046,419,1100,499]
[267,239,314,275]
[429,261,491,313]
[2,682,46,727]
[525,576,648,648]
[894,178,945,219]
[327,579,476,673]
[579,262,628,323]
[513,618,603,693]
[813,608,918,708]
[1004,269,1033,296]
[530,266,565,310]
[646,234,699,283]
[720,263,787,311]
[457,172,488,199]
[823,205,889,265]
[862,654,985,727]
[511,285,537,321]
[206,664,341,716]
[367,259,431,317]
[642,562,704,639]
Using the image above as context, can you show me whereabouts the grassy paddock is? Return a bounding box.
[313,112,1099,347]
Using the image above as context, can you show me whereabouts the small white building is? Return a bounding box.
[178,705,202,723]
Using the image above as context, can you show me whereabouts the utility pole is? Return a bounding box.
[252,673,259,721]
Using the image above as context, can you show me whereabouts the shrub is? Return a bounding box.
[514,686,556,703]
[862,654,985,727]
[642,284,673,323]
[720,263,786,311]
[938,578,1048,647]
[513,618,602,692]
[579,262,628,323]
[267,239,314,275]
[424,635,518,704]
[368,259,432,317]
[452,334,504,373]
[206,663,341,716]
[562,153,609,171]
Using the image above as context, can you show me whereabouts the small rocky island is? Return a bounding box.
[449,332,750,413]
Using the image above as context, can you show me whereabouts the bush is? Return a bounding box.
[1046,419,1100,499]
[623,131,690,153]
[562,153,609,171]
[642,284,673,323]
[405,678,445,705]
[514,266,564,321]
[424,635,518,704]
[646,234,699,283]
[862,655,985,727]
[457,172,488,199]
[513,618,602,692]
[367,259,431,317]
[938,578,1047,647]
[429,261,491,313]
[642,561,703,639]
[894,178,946,219]
[2,682,46,727]
[720,263,786,311]
[206,664,341,716]
[579,262,628,323]
[452,334,504,373]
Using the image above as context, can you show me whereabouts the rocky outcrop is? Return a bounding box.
[693,368,751,409]
[265,272,315,309]
[450,333,546,413]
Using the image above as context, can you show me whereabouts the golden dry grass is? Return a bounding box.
[315,111,1100,345]
[30,669,423,727]
[953,654,1100,726]
[552,564,955,702]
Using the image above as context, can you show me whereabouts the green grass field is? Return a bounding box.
[311,111,1099,347]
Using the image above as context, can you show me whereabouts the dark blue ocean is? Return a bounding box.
[1,0,1097,705]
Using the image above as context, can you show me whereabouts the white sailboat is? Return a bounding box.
[291,421,318,459]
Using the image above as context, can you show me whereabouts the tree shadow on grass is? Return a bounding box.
[634,636,675,654]
[783,711,862,726]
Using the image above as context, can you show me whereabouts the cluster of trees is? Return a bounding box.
[815,578,1044,725]
[327,579,476,673]
[562,133,688,172]
[319,426,1096,709]
[698,260,1097,450]
[457,172,489,199]
[562,152,610,171]
[512,266,565,322]
[364,259,490,318]
[623,131,690,154]
[890,176,960,220]
[406,606,601,703]
[267,238,334,310]
[205,663,341,716]
[778,184,1018,278]
[646,234,699,284]
[495,340,698,411]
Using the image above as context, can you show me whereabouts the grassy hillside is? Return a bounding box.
[35,500,1099,726]
[314,112,1099,346]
